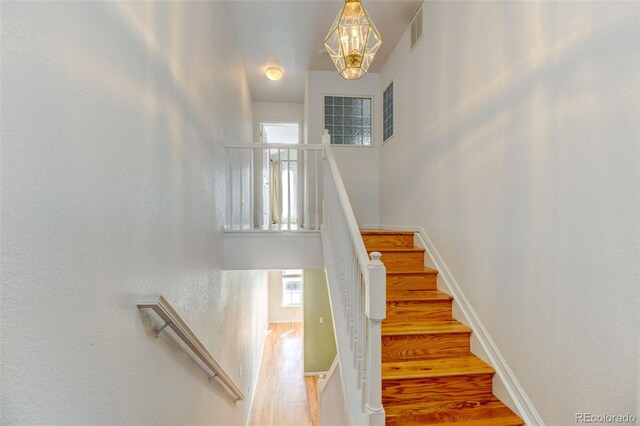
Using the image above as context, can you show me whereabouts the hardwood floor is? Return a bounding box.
[361,230,524,425]
[249,323,314,426]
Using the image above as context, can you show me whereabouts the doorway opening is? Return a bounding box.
[258,122,301,230]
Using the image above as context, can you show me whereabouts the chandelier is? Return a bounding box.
[323,0,382,80]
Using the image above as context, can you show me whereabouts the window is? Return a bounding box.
[324,96,372,146]
[383,82,393,142]
[282,269,303,307]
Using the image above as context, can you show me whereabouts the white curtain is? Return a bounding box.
[270,160,282,224]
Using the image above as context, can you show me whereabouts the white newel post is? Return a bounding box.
[365,252,386,426]
[322,128,331,159]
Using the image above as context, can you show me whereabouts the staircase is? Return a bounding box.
[361,230,524,426]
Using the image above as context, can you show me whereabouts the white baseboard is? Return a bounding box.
[268,319,302,324]
[358,224,381,230]
[304,371,329,376]
[377,224,544,426]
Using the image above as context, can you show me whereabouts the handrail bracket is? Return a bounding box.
[138,295,245,401]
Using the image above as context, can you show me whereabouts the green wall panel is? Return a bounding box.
[303,269,337,373]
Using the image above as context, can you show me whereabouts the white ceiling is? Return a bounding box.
[224,1,422,103]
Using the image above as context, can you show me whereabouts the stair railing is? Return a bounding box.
[224,142,323,231]
[320,129,386,426]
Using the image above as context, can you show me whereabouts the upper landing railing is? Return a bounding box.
[224,143,323,232]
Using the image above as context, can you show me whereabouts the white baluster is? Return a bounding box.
[360,275,367,409]
[354,249,361,374]
[230,149,236,230]
[287,148,291,230]
[348,221,356,352]
[249,149,254,229]
[268,149,273,231]
[315,149,320,230]
[226,148,231,230]
[277,148,281,231]
[341,212,348,315]
[353,248,360,369]
[239,149,244,230]
[345,217,353,345]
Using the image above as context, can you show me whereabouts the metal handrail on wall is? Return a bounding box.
[138,295,245,401]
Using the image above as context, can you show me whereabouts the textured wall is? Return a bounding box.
[303,269,337,373]
[379,1,640,424]
[253,101,304,142]
[1,2,267,425]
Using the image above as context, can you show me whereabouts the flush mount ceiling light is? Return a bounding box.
[324,0,382,80]
[265,67,283,81]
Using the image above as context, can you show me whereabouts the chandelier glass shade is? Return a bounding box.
[323,0,382,80]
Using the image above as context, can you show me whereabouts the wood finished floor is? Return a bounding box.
[249,322,318,426]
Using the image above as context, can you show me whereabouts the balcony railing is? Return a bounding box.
[224,143,323,232]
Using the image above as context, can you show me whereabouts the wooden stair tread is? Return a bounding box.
[360,230,415,235]
[383,319,471,336]
[387,266,438,274]
[367,246,425,253]
[363,228,520,425]
[362,231,415,249]
[387,290,452,302]
[382,355,494,380]
[385,397,523,425]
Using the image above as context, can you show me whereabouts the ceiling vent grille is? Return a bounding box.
[410,7,423,50]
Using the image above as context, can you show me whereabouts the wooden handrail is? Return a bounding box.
[138,295,245,401]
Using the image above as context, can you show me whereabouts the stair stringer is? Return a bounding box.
[363,225,544,426]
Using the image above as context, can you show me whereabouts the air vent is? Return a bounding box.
[410,7,423,49]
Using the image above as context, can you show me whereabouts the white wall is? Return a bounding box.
[379,1,640,424]
[267,270,303,323]
[224,232,324,270]
[1,2,267,425]
[305,70,381,226]
[253,101,304,142]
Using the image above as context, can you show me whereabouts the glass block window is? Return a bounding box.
[383,82,394,141]
[324,96,372,146]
